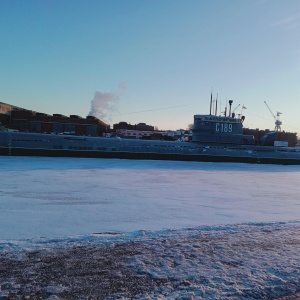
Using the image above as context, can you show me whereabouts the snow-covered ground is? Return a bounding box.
[0,156,300,299]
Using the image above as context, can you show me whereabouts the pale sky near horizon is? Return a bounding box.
[1,0,300,134]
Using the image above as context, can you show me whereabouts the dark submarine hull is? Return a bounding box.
[1,131,300,165]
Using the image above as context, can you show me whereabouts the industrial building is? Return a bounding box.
[0,102,108,136]
[113,121,154,131]
[243,128,297,147]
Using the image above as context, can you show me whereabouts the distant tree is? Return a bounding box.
[187,123,193,130]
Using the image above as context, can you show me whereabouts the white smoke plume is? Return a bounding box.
[88,84,126,122]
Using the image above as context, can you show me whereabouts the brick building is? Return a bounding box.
[0,102,109,136]
[243,128,297,147]
[113,121,154,131]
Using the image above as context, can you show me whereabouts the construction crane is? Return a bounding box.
[264,101,282,131]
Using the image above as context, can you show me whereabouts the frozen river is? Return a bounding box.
[1,157,300,299]
[0,156,299,240]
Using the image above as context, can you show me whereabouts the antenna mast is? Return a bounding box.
[215,94,218,116]
[209,91,213,115]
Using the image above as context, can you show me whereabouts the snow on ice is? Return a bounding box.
[0,156,300,299]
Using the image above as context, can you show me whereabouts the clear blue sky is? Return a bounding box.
[1,0,300,134]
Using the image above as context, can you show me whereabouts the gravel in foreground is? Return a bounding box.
[0,223,300,299]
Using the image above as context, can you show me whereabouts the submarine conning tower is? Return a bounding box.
[192,99,255,145]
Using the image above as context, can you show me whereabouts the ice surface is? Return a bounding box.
[0,156,299,240]
[0,156,299,298]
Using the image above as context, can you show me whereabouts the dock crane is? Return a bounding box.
[264,101,282,131]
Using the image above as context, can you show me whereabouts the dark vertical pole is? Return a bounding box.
[229,100,233,117]
[209,92,212,115]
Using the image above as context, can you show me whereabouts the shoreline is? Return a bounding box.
[1,223,299,299]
